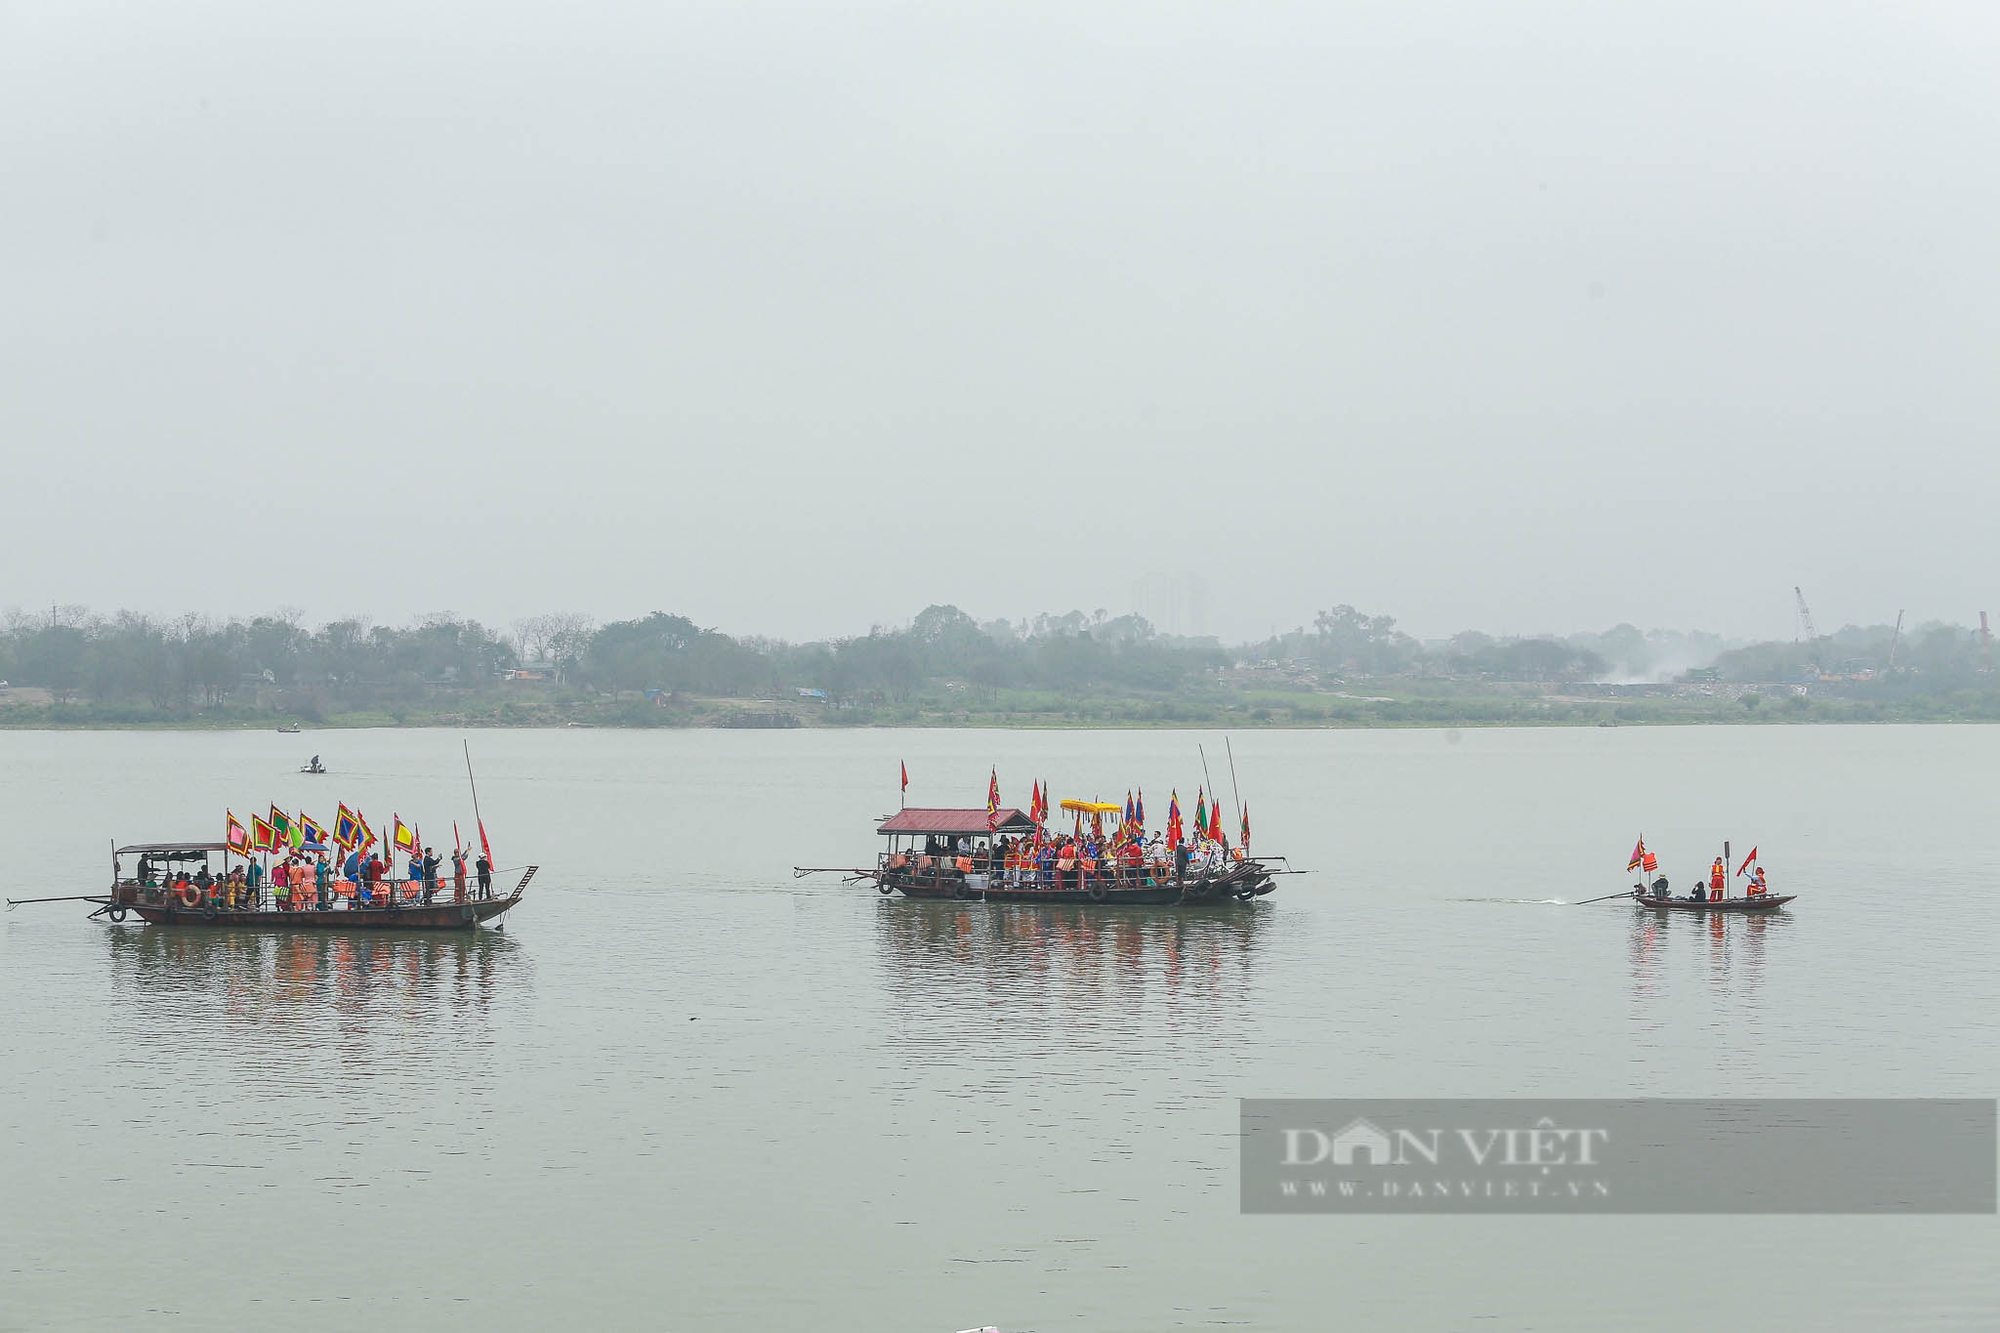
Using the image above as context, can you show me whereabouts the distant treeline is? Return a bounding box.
[0,604,1227,718]
[0,601,1992,723]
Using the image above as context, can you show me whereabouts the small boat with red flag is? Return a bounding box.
[1614,837,1796,913]
[797,784,1287,905]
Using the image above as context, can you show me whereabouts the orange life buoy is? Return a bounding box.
[176,883,201,908]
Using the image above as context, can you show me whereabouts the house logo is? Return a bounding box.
[1330,1118,1394,1166]
[1277,1113,1611,1173]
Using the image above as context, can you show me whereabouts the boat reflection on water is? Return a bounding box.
[101,926,528,1047]
[873,898,1274,1024]
[1626,907,1789,1007]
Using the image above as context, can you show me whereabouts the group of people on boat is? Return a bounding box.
[336,845,496,906]
[1635,841,1772,902]
[902,823,1240,891]
[140,847,496,912]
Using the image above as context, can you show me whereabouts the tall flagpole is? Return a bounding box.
[464,740,486,845]
[1225,736,1244,835]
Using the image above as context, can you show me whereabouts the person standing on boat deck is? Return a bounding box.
[421,848,441,904]
[476,851,492,899]
[244,857,263,910]
[451,848,467,902]
[315,855,332,910]
[1709,857,1726,902]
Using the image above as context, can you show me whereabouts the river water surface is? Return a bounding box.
[2,726,1996,1331]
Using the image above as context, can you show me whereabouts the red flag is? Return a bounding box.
[478,817,494,870]
[900,761,909,793]
[1030,780,1041,823]
[1208,801,1224,845]
[1166,790,1183,847]
[1735,846,1759,877]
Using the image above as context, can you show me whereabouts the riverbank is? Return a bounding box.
[7,681,2000,729]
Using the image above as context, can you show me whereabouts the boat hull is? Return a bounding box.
[878,863,1276,906]
[1633,893,1795,913]
[119,893,523,929]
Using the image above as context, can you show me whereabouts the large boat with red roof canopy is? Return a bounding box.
[798,797,1284,905]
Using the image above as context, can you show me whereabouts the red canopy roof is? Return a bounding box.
[877,807,1034,837]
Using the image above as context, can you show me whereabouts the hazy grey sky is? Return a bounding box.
[6,1,1998,643]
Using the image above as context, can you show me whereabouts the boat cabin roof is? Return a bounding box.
[117,841,227,856]
[877,807,1035,837]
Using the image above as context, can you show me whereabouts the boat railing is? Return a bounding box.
[882,851,1202,891]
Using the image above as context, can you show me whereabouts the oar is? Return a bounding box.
[1573,889,1640,906]
[6,894,107,909]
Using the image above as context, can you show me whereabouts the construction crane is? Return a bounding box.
[1885,610,1904,674]
[1793,587,1818,642]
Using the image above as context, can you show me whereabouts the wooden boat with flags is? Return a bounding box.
[1628,888,1795,913]
[60,841,536,929]
[4,744,532,930]
[797,792,1287,905]
[1614,836,1795,914]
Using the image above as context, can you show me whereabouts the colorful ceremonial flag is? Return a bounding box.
[269,806,292,846]
[392,815,417,856]
[1626,836,1645,872]
[987,768,1000,832]
[355,810,374,851]
[1166,791,1183,847]
[333,804,360,849]
[1192,790,1207,843]
[298,813,326,849]
[226,811,250,856]
[1736,846,1759,877]
[1240,803,1250,850]
[251,815,276,853]
[1135,789,1144,829]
